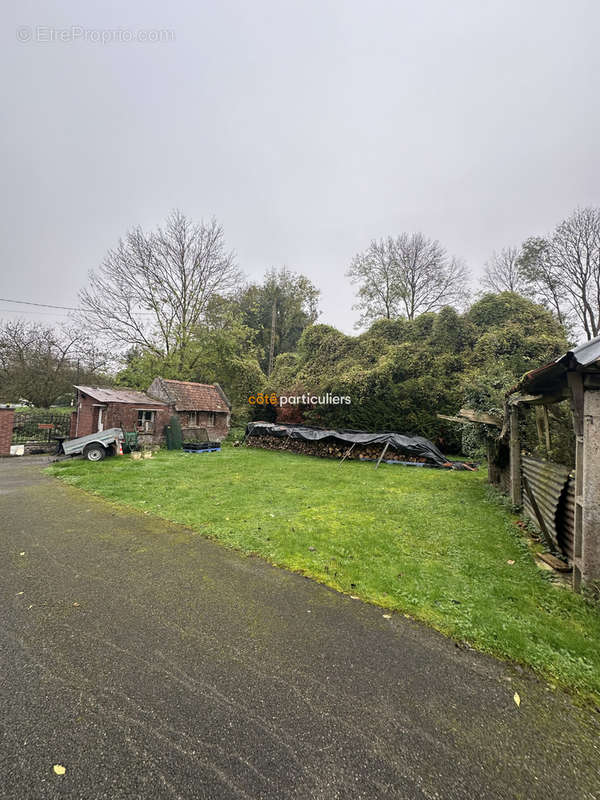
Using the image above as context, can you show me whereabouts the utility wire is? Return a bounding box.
[0,297,78,310]
[0,297,156,316]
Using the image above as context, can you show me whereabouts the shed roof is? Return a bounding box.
[509,333,600,396]
[151,378,230,412]
[74,386,165,406]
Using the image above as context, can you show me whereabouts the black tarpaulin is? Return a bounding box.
[244,421,450,465]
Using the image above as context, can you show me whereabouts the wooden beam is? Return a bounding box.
[375,442,390,469]
[535,406,545,447]
[510,406,522,506]
[542,405,551,451]
[522,474,553,548]
[437,409,501,427]
[458,408,502,426]
[338,442,355,466]
[508,391,569,407]
[567,372,584,436]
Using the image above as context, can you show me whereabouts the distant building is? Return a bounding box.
[147,378,231,441]
[71,386,171,446]
[71,379,231,444]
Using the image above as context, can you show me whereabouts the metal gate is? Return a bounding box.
[11,412,71,443]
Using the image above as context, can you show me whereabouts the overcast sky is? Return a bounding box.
[2,0,599,333]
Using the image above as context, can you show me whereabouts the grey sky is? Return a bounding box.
[2,0,599,333]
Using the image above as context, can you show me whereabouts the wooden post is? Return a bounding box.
[535,407,545,447]
[339,442,355,466]
[568,372,584,591]
[509,405,521,506]
[542,405,551,451]
[580,384,600,592]
[375,442,390,469]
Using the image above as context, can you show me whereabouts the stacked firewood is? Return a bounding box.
[245,434,429,463]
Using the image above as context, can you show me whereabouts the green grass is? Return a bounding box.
[48,447,600,705]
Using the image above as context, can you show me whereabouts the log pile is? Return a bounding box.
[245,434,429,463]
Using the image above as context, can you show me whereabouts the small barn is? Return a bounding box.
[147,378,231,441]
[71,386,171,445]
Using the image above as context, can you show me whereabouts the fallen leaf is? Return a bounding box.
[350,595,359,600]
[53,764,66,776]
[73,602,80,607]
[514,692,521,707]
[507,560,515,565]
[382,614,392,619]
[16,591,24,596]
[19,552,25,556]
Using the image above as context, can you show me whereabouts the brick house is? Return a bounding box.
[71,386,171,446]
[147,378,231,441]
[70,379,231,445]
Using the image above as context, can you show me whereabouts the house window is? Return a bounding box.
[189,411,199,427]
[207,411,215,427]
[137,409,155,432]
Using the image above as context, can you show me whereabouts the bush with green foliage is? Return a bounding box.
[265,294,568,455]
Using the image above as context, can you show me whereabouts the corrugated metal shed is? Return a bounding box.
[510,334,600,396]
[521,456,571,555]
[557,476,575,562]
[570,335,600,367]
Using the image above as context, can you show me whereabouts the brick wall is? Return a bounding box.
[73,395,171,444]
[0,408,15,456]
[179,410,229,441]
[74,395,96,438]
[104,403,172,444]
[71,393,229,444]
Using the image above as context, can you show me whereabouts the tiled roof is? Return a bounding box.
[74,386,166,406]
[155,379,229,412]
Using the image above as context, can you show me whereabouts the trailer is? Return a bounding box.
[60,427,124,462]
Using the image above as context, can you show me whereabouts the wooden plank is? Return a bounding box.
[437,410,501,427]
[509,391,568,407]
[535,407,545,447]
[567,372,584,436]
[375,442,390,469]
[457,408,502,426]
[542,405,551,450]
[522,474,553,548]
[339,442,355,466]
[537,552,572,572]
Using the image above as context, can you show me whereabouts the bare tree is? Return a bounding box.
[518,207,600,339]
[0,320,108,407]
[79,211,243,368]
[482,247,527,294]
[347,233,468,325]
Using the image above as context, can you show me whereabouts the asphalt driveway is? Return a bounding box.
[1,457,599,799]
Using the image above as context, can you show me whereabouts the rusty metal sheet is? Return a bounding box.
[557,476,575,562]
[521,456,570,552]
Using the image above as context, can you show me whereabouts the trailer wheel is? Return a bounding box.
[83,443,106,462]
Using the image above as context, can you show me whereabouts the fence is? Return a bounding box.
[11,411,71,444]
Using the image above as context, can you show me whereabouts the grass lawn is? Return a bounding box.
[49,447,600,705]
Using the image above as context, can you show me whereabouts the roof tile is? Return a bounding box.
[158,379,229,412]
